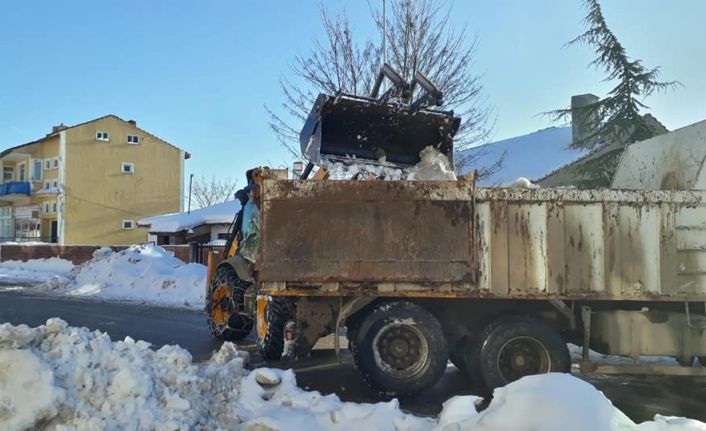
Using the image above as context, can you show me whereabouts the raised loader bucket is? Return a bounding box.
[300,93,461,166]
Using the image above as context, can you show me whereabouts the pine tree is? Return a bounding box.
[552,0,679,150]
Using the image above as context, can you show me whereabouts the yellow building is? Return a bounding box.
[0,115,189,245]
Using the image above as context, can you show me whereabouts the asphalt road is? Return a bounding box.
[1,289,705,422]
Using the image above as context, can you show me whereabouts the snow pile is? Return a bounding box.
[321,146,456,181]
[54,245,206,309]
[138,200,240,233]
[0,245,205,308]
[506,177,541,189]
[2,320,704,431]
[407,146,457,181]
[0,257,73,285]
[322,157,407,181]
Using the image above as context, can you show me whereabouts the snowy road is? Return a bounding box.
[1,289,705,423]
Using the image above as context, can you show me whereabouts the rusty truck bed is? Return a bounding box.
[256,178,704,302]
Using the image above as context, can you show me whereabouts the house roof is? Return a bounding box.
[457,127,587,186]
[0,114,190,159]
[138,200,241,233]
[535,114,669,187]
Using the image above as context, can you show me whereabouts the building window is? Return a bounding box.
[217,233,229,240]
[121,162,135,174]
[3,167,14,182]
[45,159,52,170]
[31,159,43,181]
[122,220,135,229]
[44,180,51,189]
[96,131,109,141]
[52,157,59,168]
[43,202,50,213]
[18,163,26,182]
[127,135,140,144]
[52,202,57,213]
[52,180,58,188]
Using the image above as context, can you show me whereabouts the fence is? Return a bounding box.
[0,237,56,244]
[0,244,191,265]
[189,243,226,264]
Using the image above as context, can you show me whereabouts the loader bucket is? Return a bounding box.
[300,93,461,166]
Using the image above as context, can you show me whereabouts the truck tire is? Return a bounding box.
[479,315,569,391]
[259,297,296,361]
[352,301,448,396]
[459,335,486,388]
[448,338,468,373]
[207,265,253,341]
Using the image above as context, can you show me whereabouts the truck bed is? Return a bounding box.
[256,179,704,302]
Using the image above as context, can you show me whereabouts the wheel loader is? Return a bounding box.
[205,65,706,397]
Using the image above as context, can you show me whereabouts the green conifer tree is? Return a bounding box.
[552,0,679,150]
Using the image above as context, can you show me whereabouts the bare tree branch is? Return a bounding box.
[191,175,239,209]
[266,0,499,178]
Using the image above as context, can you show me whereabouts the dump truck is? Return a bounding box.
[206,66,706,396]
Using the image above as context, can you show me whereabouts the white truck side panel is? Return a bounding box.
[474,189,703,299]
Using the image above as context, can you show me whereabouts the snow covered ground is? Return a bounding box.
[0,319,703,431]
[0,245,206,309]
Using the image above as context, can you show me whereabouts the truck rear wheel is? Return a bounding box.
[207,265,253,341]
[258,297,296,361]
[352,301,448,396]
[459,335,485,387]
[479,316,569,390]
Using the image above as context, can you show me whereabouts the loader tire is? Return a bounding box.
[259,297,296,361]
[479,315,570,391]
[352,301,448,396]
[207,265,253,342]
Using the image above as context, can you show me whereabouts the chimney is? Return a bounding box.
[292,161,304,177]
[128,120,137,126]
[571,94,599,147]
[51,123,68,134]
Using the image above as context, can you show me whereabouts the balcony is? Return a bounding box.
[0,182,31,202]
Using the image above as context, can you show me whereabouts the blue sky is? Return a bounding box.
[1,1,704,184]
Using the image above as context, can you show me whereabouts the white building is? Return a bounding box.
[138,200,240,245]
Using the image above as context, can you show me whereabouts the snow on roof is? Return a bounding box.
[138,200,240,233]
[457,127,588,186]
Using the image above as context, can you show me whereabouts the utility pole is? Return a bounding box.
[383,0,387,65]
[187,173,194,214]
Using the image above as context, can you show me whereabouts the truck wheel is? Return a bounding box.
[479,316,569,391]
[352,301,448,396]
[460,335,486,387]
[207,265,253,341]
[448,338,468,373]
[259,297,296,361]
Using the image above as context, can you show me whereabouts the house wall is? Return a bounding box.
[63,116,183,245]
[612,119,706,191]
[210,224,230,243]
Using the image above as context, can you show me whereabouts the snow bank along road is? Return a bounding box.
[1,290,705,428]
[2,317,705,430]
[0,244,206,309]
